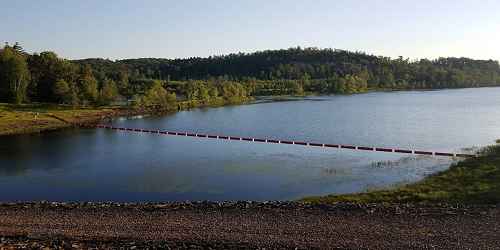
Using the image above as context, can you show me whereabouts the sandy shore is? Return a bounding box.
[0,202,499,249]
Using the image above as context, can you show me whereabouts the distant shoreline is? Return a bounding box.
[3,86,500,137]
[0,97,253,137]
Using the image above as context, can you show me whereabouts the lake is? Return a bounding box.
[1,87,500,202]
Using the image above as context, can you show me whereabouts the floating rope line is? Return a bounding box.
[92,124,476,158]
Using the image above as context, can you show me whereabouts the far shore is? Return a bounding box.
[0,103,137,137]
[3,86,500,137]
[0,98,253,137]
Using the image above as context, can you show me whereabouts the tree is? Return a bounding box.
[78,65,98,103]
[2,45,500,105]
[53,79,70,103]
[140,80,176,108]
[117,70,130,96]
[28,51,78,102]
[185,80,198,100]
[335,77,347,93]
[12,42,25,54]
[29,51,60,102]
[290,81,304,95]
[379,69,395,88]
[198,84,210,101]
[99,79,119,105]
[0,46,31,103]
[53,79,80,105]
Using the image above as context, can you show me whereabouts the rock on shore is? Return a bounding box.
[0,201,499,249]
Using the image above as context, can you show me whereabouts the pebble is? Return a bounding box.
[0,201,497,249]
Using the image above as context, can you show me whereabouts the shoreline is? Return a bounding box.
[3,85,500,137]
[303,144,500,205]
[0,97,253,137]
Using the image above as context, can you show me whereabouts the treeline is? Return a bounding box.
[2,44,500,106]
[0,43,250,107]
[0,43,128,105]
[76,47,500,95]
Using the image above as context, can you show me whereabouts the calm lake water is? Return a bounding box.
[2,87,500,202]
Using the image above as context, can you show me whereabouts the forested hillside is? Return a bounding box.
[1,44,500,107]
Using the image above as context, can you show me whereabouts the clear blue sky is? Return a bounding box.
[3,0,499,61]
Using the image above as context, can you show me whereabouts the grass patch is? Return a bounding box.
[0,103,118,136]
[0,97,253,136]
[302,145,500,205]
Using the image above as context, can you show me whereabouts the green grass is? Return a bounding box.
[303,145,500,205]
[0,97,253,136]
[0,103,118,136]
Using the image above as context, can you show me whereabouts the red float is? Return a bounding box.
[93,125,473,158]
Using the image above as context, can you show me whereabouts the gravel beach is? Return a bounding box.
[0,202,499,249]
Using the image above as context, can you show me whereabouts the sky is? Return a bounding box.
[2,0,500,61]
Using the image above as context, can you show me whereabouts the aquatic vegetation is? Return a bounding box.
[369,156,429,169]
[303,145,500,204]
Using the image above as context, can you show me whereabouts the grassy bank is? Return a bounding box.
[0,97,253,136]
[0,103,122,136]
[303,144,500,205]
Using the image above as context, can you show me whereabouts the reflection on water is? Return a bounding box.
[1,87,500,202]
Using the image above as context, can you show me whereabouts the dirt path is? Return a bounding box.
[0,203,499,249]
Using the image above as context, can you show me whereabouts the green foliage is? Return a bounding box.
[53,79,70,102]
[0,46,31,103]
[116,70,130,96]
[78,65,99,103]
[27,50,80,103]
[185,80,200,100]
[75,47,500,96]
[99,79,119,105]
[3,44,500,106]
[220,82,247,103]
[138,80,176,108]
[53,79,80,105]
[29,51,61,102]
[179,79,250,104]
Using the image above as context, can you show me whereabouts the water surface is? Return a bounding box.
[1,87,500,202]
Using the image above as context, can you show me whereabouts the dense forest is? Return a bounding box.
[1,43,500,107]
